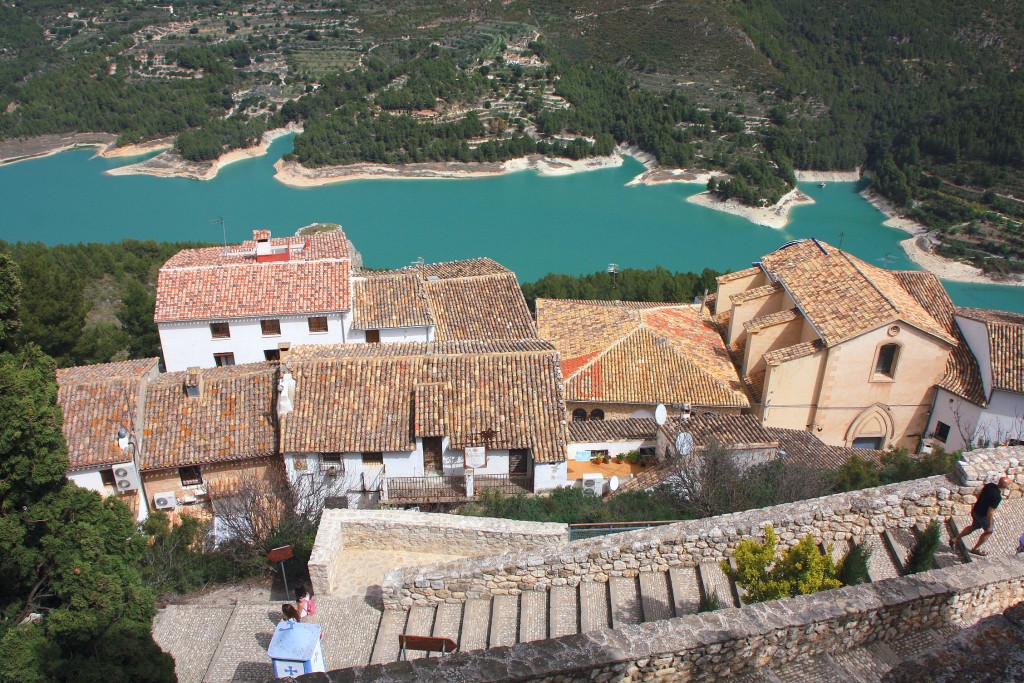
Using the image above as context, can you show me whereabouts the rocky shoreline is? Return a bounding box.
[686,188,814,229]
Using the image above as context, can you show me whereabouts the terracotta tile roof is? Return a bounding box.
[155,231,352,322]
[610,414,886,495]
[281,341,568,463]
[758,240,955,347]
[536,299,749,409]
[568,418,658,443]
[424,272,536,340]
[356,259,535,339]
[764,339,825,366]
[894,273,985,405]
[955,307,1024,396]
[766,427,884,469]
[56,359,159,470]
[140,363,278,471]
[744,307,801,333]
[730,283,781,305]
[352,273,432,329]
[716,267,760,284]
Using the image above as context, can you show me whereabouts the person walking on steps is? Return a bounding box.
[951,477,1012,556]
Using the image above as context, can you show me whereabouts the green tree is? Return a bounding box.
[722,526,841,603]
[117,280,161,360]
[837,541,871,586]
[0,253,20,347]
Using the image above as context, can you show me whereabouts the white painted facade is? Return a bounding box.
[348,326,434,344]
[160,312,349,371]
[534,461,568,492]
[568,439,648,463]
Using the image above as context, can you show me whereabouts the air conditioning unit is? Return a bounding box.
[582,474,604,496]
[154,492,177,510]
[112,462,140,492]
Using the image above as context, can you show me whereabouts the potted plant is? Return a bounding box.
[615,453,625,464]
[625,450,642,466]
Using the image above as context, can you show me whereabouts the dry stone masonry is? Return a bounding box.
[380,447,1023,608]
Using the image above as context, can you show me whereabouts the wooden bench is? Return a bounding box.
[398,634,458,660]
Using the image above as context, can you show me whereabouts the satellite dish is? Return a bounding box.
[675,432,694,456]
[654,404,668,425]
[608,476,620,492]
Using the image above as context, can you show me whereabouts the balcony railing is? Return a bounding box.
[383,473,532,503]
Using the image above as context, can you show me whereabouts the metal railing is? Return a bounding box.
[382,473,533,503]
[568,519,686,542]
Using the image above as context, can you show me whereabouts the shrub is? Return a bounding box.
[698,591,720,612]
[722,526,840,603]
[904,520,941,575]
[837,541,872,586]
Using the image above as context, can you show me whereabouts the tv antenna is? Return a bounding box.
[210,217,227,252]
[838,231,845,250]
[607,263,619,293]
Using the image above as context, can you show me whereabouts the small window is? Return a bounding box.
[264,349,280,362]
[365,329,381,344]
[320,453,343,474]
[261,319,281,336]
[179,465,203,487]
[590,409,605,421]
[852,437,884,450]
[308,316,328,334]
[933,421,951,444]
[572,408,588,422]
[210,322,230,339]
[874,344,899,378]
[361,452,383,465]
[509,448,529,474]
[100,468,116,486]
[213,352,235,367]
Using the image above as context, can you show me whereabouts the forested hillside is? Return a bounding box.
[1,1,1021,270]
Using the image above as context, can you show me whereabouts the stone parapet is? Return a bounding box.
[381,446,1024,608]
[311,555,1024,683]
[309,509,568,596]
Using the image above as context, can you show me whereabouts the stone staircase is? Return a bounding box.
[362,566,724,664]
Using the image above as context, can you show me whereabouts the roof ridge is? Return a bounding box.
[567,321,644,377]
[635,326,749,404]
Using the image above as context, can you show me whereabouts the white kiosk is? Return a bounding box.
[268,621,325,678]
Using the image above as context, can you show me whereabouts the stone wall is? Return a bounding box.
[310,555,1024,683]
[308,509,568,596]
[381,446,1023,608]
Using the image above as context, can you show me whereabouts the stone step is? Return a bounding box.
[548,584,579,638]
[638,571,673,622]
[458,599,491,652]
[431,602,463,645]
[698,562,737,608]
[882,528,913,574]
[369,608,408,665]
[668,567,700,616]
[608,576,643,628]
[727,557,748,605]
[930,520,964,569]
[579,581,611,633]
[518,590,548,643]
[832,640,898,682]
[865,533,899,581]
[949,515,974,560]
[488,594,519,648]
[400,605,437,660]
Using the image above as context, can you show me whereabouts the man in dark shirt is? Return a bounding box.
[951,477,1011,556]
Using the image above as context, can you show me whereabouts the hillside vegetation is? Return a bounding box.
[1,1,1021,270]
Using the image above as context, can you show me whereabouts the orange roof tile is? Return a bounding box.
[155,230,352,322]
[352,273,432,330]
[536,299,749,408]
[56,358,159,470]
[140,363,278,471]
[955,307,1024,396]
[281,341,568,463]
[758,240,955,347]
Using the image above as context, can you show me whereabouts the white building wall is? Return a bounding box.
[927,388,984,452]
[568,439,646,461]
[534,461,568,492]
[955,316,993,396]
[974,391,1024,447]
[159,312,348,371]
[348,326,434,343]
[68,469,107,494]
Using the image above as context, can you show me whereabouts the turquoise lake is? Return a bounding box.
[1,134,1021,312]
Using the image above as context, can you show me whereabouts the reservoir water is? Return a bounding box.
[1,134,1020,312]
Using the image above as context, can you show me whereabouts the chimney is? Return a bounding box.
[277,341,291,364]
[254,229,272,260]
[184,367,203,398]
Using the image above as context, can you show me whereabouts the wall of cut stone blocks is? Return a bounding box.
[380,446,1023,608]
[308,509,568,596]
